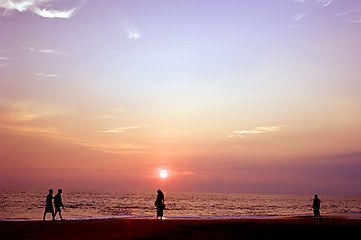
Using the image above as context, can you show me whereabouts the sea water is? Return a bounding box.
[1,189,360,220]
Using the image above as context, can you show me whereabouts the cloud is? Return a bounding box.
[124,26,142,40]
[335,9,361,17]
[64,139,150,154]
[0,0,35,12]
[21,46,63,54]
[293,0,334,6]
[233,145,243,149]
[293,0,306,3]
[334,8,361,24]
[34,7,76,18]
[344,16,361,23]
[98,124,152,133]
[317,0,333,7]
[127,30,141,40]
[232,126,286,137]
[176,171,199,176]
[0,0,79,19]
[0,100,67,123]
[0,100,149,154]
[290,13,306,22]
[0,56,11,67]
[119,20,142,40]
[32,72,58,78]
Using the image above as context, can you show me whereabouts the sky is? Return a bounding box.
[1,0,361,196]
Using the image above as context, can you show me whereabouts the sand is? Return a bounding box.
[1,216,361,240]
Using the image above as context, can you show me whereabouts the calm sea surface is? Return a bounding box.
[1,189,360,220]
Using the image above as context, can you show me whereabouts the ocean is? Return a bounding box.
[1,189,360,220]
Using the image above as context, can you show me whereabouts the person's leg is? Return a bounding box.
[43,212,46,221]
[315,209,320,219]
[157,208,161,220]
[59,210,63,220]
[53,209,58,220]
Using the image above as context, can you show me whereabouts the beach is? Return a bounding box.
[1,216,361,240]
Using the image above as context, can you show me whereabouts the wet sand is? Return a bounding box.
[1,216,361,240]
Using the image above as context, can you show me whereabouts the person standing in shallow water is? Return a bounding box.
[313,194,321,219]
[54,189,64,220]
[155,189,165,220]
[43,189,54,221]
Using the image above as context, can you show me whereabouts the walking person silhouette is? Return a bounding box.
[54,189,65,220]
[155,189,165,220]
[43,189,55,221]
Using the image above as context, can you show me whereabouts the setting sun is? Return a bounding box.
[159,170,168,179]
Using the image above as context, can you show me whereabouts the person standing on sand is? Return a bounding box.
[312,194,321,219]
[54,189,65,220]
[155,189,165,220]
[43,189,55,221]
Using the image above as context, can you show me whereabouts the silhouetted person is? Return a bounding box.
[43,189,54,221]
[155,189,165,220]
[313,194,321,219]
[54,189,64,220]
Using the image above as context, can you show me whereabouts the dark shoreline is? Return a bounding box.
[1,216,361,240]
[1,212,360,222]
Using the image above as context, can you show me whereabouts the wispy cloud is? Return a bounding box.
[0,100,149,154]
[293,0,334,6]
[0,56,10,67]
[317,0,333,7]
[21,46,63,54]
[119,20,142,40]
[98,124,152,133]
[233,145,243,149]
[335,9,361,17]
[72,141,149,154]
[175,171,199,176]
[334,7,361,24]
[0,100,68,123]
[0,0,79,19]
[126,29,142,40]
[35,7,76,18]
[290,13,306,22]
[293,0,306,3]
[0,56,12,67]
[230,126,286,137]
[344,17,361,23]
[32,72,58,78]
